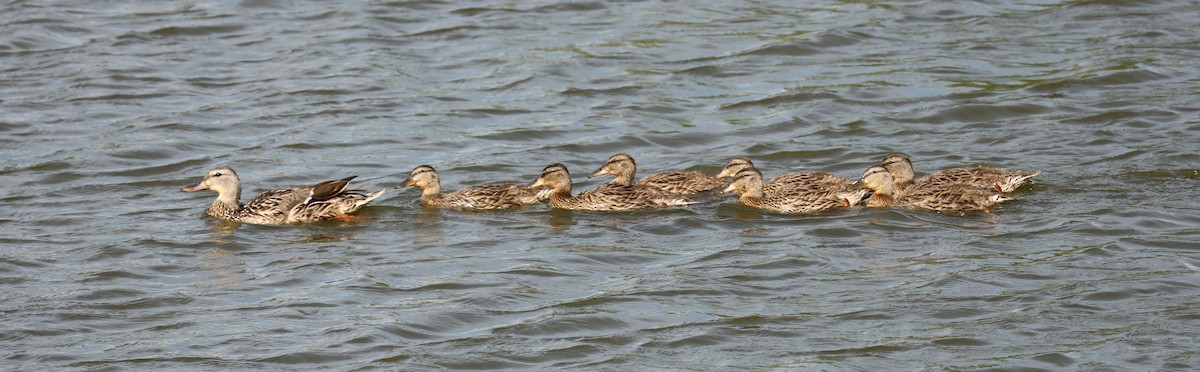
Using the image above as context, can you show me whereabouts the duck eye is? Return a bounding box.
[212,172,222,177]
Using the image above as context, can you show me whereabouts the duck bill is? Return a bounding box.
[721,184,737,194]
[396,178,416,189]
[587,167,610,178]
[181,181,209,192]
[529,178,546,188]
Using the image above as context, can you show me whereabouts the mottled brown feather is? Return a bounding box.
[398,165,549,210]
[537,163,693,211]
[717,157,856,194]
[182,166,384,224]
[859,165,1011,214]
[723,167,868,214]
[590,153,723,195]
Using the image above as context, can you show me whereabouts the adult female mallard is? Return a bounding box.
[531,163,694,211]
[396,165,550,210]
[588,153,725,195]
[880,154,1041,194]
[857,165,1011,214]
[181,166,385,224]
[722,167,869,214]
[716,156,856,194]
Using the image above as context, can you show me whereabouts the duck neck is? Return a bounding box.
[420,193,445,206]
[419,182,444,202]
[866,193,895,207]
[865,183,896,207]
[216,187,241,205]
[739,194,765,209]
[611,169,636,186]
[738,180,766,207]
[208,198,242,219]
[546,181,575,203]
[742,185,765,199]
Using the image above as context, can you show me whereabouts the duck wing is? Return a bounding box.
[565,184,694,211]
[288,188,386,222]
[638,171,725,195]
[899,184,1011,213]
[234,187,309,224]
[764,171,855,194]
[439,183,534,210]
[915,167,1040,193]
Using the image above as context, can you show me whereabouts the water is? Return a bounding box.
[3,0,1199,369]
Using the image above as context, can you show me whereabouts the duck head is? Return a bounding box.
[397,165,441,194]
[588,153,637,184]
[182,166,241,203]
[716,157,755,179]
[531,163,572,192]
[879,154,914,187]
[721,167,764,197]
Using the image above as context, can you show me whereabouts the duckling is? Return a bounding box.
[880,154,1041,194]
[588,153,725,195]
[722,167,869,214]
[181,166,385,224]
[531,163,694,211]
[396,165,550,210]
[858,166,1011,214]
[716,156,857,194]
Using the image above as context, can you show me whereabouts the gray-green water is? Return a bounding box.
[3,0,1200,370]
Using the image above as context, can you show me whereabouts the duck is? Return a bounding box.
[722,166,870,214]
[715,156,857,194]
[531,163,695,211]
[857,165,1011,214]
[880,154,1041,194]
[396,165,550,210]
[181,166,385,224]
[588,153,725,195]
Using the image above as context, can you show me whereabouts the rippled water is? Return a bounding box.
[3,0,1200,369]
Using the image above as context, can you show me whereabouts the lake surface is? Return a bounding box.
[3,0,1199,370]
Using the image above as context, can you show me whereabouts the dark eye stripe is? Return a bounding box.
[607,157,633,166]
[864,169,888,177]
[734,169,760,179]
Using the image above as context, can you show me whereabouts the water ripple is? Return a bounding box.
[2,0,1199,370]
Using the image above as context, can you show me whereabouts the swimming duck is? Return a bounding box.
[722,167,870,214]
[588,153,725,195]
[858,165,1011,214]
[531,163,694,211]
[880,154,1041,194]
[181,166,385,224]
[396,165,550,210]
[716,156,857,194]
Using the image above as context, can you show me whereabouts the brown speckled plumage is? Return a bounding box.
[533,163,694,211]
[589,153,725,195]
[722,167,869,214]
[880,154,1041,194]
[397,165,550,210]
[716,157,857,195]
[181,166,385,224]
[858,165,1011,214]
